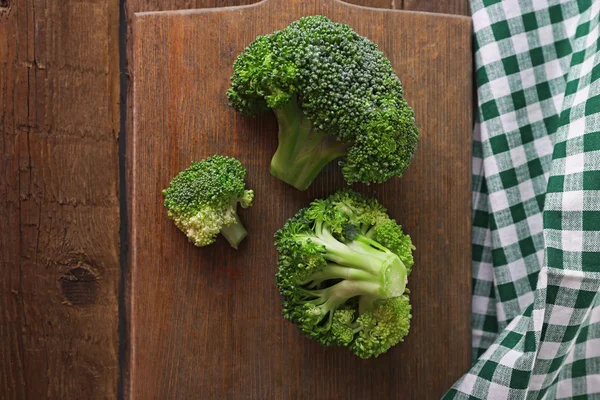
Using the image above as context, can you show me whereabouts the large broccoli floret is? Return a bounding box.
[162,155,254,249]
[227,15,419,191]
[275,189,415,358]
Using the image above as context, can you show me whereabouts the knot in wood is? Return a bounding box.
[0,0,10,18]
[60,266,98,306]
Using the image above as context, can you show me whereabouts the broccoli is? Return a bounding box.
[275,189,415,358]
[162,155,254,249]
[227,15,419,191]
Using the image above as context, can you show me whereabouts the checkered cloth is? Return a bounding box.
[444,0,600,398]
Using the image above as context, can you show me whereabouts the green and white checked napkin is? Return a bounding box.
[444,0,600,398]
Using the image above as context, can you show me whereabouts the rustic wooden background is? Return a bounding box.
[0,0,469,399]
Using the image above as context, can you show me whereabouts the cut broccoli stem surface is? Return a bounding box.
[270,98,348,191]
[219,212,247,249]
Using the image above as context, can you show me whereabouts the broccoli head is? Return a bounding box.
[275,189,415,358]
[162,155,254,249]
[227,15,419,191]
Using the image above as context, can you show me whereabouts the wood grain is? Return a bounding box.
[126,0,469,15]
[122,3,468,398]
[130,1,472,399]
[0,0,120,398]
[403,0,469,15]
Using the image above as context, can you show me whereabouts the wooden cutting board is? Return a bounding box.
[129,1,472,398]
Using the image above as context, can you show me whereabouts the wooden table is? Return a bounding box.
[0,0,470,398]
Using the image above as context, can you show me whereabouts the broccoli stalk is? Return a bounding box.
[218,205,248,249]
[270,98,348,190]
[295,223,407,297]
[291,217,407,333]
[275,189,415,358]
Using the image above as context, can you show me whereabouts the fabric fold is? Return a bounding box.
[446,1,600,398]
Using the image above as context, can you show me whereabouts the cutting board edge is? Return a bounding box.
[131,0,473,24]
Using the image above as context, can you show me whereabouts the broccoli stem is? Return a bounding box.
[308,228,392,274]
[302,279,383,325]
[297,228,407,298]
[270,98,348,191]
[298,263,378,286]
[219,212,247,249]
[358,295,378,314]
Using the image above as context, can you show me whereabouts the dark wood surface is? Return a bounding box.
[0,0,120,399]
[130,1,472,398]
[0,0,469,399]
[345,0,470,14]
[126,0,470,15]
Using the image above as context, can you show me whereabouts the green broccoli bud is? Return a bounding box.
[162,155,254,249]
[227,15,419,191]
[275,189,415,358]
[352,294,411,359]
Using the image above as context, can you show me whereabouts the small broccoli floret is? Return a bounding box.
[228,15,419,191]
[275,189,415,358]
[162,155,254,249]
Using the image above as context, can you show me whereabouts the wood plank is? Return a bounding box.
[338,0,395,10]
[126,0,470,14]
[0,0,120,398]
[130,1,472,399]
[403,0,469,16]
